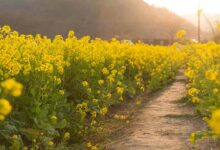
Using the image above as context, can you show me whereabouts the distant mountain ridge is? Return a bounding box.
[0,0,198,40]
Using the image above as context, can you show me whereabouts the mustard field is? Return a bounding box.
[185,43,220,143]
[0,26,220,149]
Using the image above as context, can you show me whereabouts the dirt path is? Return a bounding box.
[107,73,218,150]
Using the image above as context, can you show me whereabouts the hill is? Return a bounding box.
[0,0,197,40]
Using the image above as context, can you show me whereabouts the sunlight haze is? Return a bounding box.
[1,0,220,149]
[144,0,220,15]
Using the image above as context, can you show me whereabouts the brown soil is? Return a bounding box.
[105,73,219,150]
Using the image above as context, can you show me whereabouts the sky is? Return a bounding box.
[144,0,220,15]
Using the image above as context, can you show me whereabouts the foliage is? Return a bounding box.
[184,42,220,142]
[0,26,183,149]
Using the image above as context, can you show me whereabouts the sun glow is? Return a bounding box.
[144,0,220,15]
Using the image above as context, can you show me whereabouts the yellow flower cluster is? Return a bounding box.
[102,68,109,75]
[208,109,220,134]
[188,88,199,97]
[98,80,104,86]
[0,79,22,121]
[0,26,183,149]
[184,42,220,138]
[176,29,187,39]
[86,142,97,150]
[63,132,70,140]
[205,70,217,81]
[116,87,124,95]
[114,114,127,120]
[82,81,89,87]
[1,79,23,97]
[0,99,12,120]
[100,107,108,116]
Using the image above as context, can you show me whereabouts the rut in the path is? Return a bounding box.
[108,74,218,150]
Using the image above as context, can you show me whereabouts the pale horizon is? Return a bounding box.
[144,0,220,15]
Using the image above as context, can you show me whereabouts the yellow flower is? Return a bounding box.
[12,89,22,97]
[176,29,187,39]
[106,93,112,98]
[120,115,126,120]
[51,116,57,125]
[136,100,141,106]
[91,62,96,67]
[188,88,199,97]
[68,30,75,38]
[205,70,217,81]
[97,90,101,94]
[23,146,28,150]
[12,135,18,139]
[102,68,109,75]
[100,107,108,116]
[117,81,122,86]
[82,81,89,87]
[91,146,97,150]
[213,88,219,94]
[63,132,70,140]
[90,120,96,126]
[189,133,196,144]
[185,69,194,79]
[140,86,145,91]
[119,96,123,101]
[209,109,220,134]
[0,99,12,116]
[1,79,23,97]
[91,111,97,118]
[2,25,11,33]
[92,99,98,103]
[48,141,54,146]
[59,90,65,95]
[55,77,62,85]
[114,114,119,119]
[117,87,124,95]
[98,80,104,86]
[76,102,88,110]
[86,142,92,148]
[0,114,5,121]
[192,97,200,103]
[202,117,208,122]
[37,63,54,74]
[87,88,92,93]
[107,75,114,83]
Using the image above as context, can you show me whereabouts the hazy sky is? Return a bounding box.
[144,0,220,15]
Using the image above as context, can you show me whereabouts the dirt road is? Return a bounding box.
[108,74,218,150]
